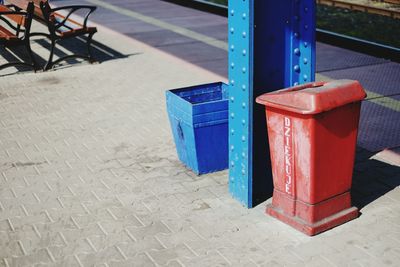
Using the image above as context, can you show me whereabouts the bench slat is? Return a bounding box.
[7,0,96,36]
[54,13,82,29]
[0,4,25,25]
[3,0,97,70]
[0,25,18,40]
[6,0,43,19]
[53,13,96,37]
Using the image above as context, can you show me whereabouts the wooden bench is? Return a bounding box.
[0,1,36,70]
[7,0,97,70]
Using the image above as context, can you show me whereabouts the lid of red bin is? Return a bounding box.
[255,79,367,115]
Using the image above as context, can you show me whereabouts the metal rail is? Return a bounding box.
[317,0,400,19]
[382,0,400,4]
[163,0,400,62]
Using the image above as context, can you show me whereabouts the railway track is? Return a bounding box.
[317,0,400,19]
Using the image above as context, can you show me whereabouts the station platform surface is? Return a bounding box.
[0,0,399,266]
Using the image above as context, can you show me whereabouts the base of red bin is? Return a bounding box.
[267,204,359,236]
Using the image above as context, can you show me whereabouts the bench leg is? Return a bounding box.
[43,33,96,71]
[25,40,38,71]
[87,32,95,63]
[44,39,56,71]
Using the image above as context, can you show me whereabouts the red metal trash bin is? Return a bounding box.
[256,80,367,236]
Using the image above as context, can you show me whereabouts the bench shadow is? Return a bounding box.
[1,36,139,75]
[35,36,139,66]
[0,46,38,74]
[352,146,400,210]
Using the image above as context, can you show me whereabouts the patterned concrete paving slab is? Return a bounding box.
[358,101,400,152]
[126,30,197,47]
[321,62,400,97]
[186,24,228,42]
[373,147,400,166]
[316,43,389,72]
[1,20,400,267]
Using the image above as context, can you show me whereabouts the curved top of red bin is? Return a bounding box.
[255,79,367,115]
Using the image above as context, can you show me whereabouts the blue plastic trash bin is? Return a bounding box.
[166,82,229,175]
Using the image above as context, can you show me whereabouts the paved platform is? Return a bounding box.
[1,0,400,266]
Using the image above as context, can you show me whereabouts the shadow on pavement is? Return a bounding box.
[1,36,138,75]
[0,46,37,74]
[352,146,400,209]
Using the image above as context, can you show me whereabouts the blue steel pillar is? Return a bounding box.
[228,0,316,208]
